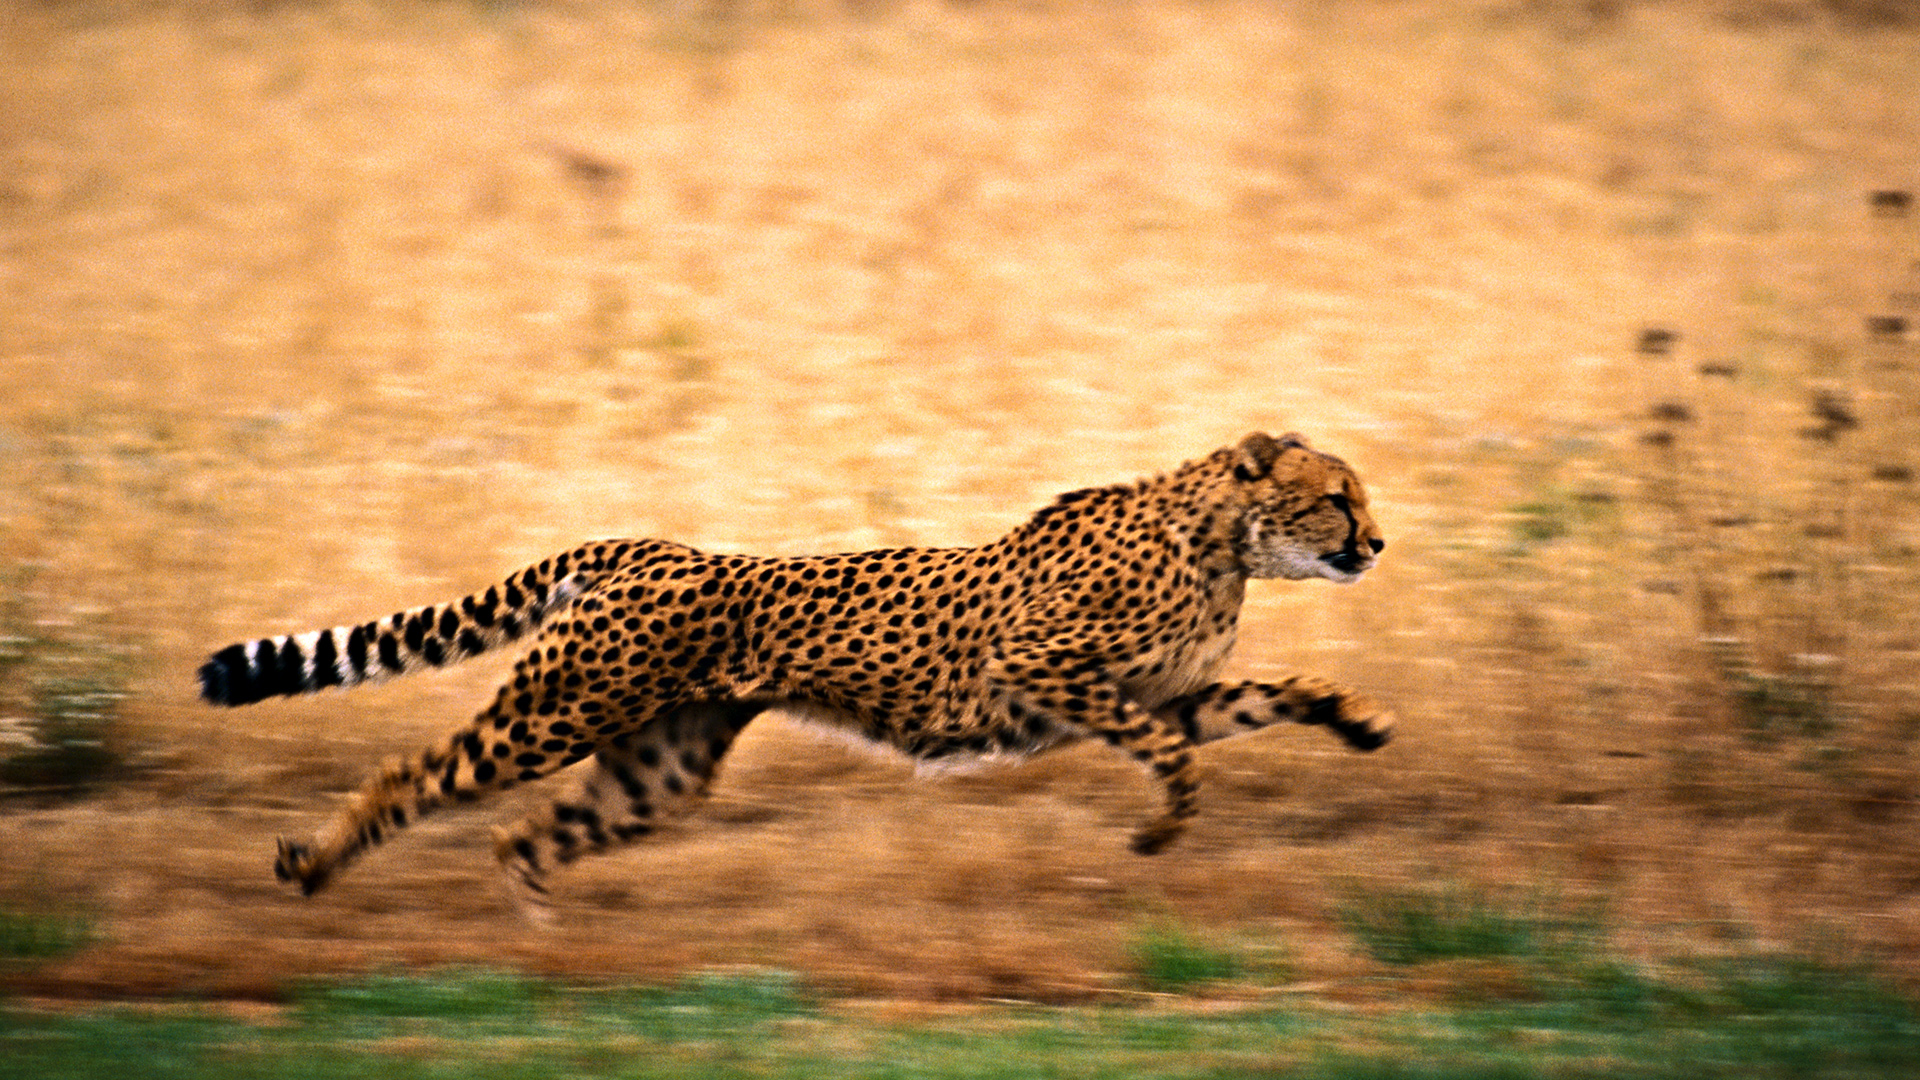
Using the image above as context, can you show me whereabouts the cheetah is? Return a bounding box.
[199,432,1392,907]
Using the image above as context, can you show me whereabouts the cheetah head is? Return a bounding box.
[1228,431,1385,584]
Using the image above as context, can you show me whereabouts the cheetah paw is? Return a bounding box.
[1336,707,1394,751]
[273,837,329,896]
[1129,819,1188,856]
[493,827,557,929]
[1305,694,1394,751]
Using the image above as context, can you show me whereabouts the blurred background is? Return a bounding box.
[1,0,1917,1005]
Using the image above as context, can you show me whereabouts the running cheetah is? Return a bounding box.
[199,432,1392,905]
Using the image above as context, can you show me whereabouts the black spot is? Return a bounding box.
[377,633,403,672]
[345,625,370,675]
[199,643,254,705]
[469,589,499,627]
[1174,701,1201,741]
[1304,696,1343,726]
[311,631,342,689]
[473,759,497,783]
[273,637,306,695]
[607,760,648,799]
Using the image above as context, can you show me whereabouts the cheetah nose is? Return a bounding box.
[1369,538,1386,554]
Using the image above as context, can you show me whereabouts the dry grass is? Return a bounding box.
[2,0,1919,1001]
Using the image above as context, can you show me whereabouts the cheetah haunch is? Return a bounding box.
[200,432,1392,907]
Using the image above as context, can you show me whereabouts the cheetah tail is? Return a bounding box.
[197,548,602,707]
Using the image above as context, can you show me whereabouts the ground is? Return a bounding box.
[2,0,1919,1005]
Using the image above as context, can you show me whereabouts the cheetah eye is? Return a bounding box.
[1326,493,1350,512]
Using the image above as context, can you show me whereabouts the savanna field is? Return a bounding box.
[4,0,1920,1074]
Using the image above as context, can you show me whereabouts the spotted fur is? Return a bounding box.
[201,432,1392,906]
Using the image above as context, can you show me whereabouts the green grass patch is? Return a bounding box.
[292,968,555,1033]
[0,908,94,963]
[0,589,134,797]
[1127,921,1244,991]
[1336,883,1594,967]
[4,951,1916,1080]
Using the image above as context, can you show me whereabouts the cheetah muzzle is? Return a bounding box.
[201,431,1392,910]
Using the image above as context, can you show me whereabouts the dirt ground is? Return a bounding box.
[2,0,1919,1001]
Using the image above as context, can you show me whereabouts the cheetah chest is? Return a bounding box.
[1115,569,1247,708]
[1125,622,1240,708]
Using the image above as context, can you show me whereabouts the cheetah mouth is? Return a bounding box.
[1317,551,1373,582]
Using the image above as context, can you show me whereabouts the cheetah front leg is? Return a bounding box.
[990,654,1201,855]
[493,701,762,918]
[1158,676,1394,750]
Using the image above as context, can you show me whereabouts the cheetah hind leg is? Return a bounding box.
[274,675,609,896]
[494,701,761,924]
[274,734,489,896]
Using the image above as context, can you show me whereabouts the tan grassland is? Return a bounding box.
[2,0,1919,1001]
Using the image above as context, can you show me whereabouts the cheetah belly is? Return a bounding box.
[770,700,920,762]
[770,699,1078,774]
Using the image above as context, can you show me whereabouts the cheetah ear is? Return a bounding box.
[1232,431,1283,481]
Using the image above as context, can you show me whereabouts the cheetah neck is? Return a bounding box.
[1154,454,1255,583]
